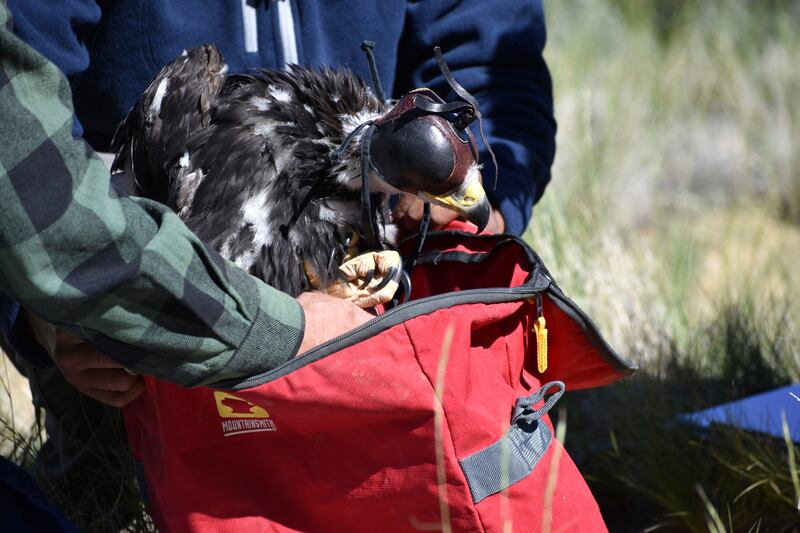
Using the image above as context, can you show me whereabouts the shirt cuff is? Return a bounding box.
[201,282,304,387]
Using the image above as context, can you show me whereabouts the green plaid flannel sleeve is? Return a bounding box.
[0,3,304,387]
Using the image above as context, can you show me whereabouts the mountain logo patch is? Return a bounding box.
[214,391,276,437]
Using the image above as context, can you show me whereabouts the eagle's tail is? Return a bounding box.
[110,44,227,207]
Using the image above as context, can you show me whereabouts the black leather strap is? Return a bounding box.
[360,125,383,250]
[415,98,474,117]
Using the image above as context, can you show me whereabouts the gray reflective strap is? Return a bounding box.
[459,381,565,504]
[459,419,552,503]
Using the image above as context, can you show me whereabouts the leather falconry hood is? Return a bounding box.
[348,43,496,239]
[369,87,478,196]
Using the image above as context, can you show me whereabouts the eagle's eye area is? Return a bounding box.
[368,91,478,196]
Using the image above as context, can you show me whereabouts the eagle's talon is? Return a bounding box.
[372,265,398,292]
[321,250,402,308]
[357,269,376,290]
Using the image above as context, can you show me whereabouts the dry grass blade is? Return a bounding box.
[433,324,455,533]
[542,407,566,533]
[781,410,800,513]
[696,484,726,533]
[500,419,512,533]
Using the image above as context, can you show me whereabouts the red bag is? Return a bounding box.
[124,230,635,532]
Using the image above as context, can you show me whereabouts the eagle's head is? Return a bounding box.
[328,83,492,237]
[367,87,491,232]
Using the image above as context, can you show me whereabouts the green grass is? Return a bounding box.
[539,0,800,530]
[557,298,799,531]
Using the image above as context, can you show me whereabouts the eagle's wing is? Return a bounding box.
[110,44,227,207]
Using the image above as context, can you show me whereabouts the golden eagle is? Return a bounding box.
[111,44,491,305]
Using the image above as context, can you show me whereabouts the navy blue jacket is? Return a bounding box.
[4,0,555,364]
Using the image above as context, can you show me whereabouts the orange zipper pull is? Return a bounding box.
[534,295,548,373]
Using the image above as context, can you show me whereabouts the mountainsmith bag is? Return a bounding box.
[124,229,635,532]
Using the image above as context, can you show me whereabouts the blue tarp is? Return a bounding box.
[681,384,800,443]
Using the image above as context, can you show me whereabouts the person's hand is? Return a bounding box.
[393,194,506,235]
[296,291,373,353]
[23,310,144,407]
[51,329,144,408]
[485,208,505,234]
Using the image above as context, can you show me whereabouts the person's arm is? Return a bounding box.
[0,2,366,388]
[0,1,101,365]
[395,0,556,236]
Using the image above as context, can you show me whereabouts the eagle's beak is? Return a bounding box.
[423,176,491,233]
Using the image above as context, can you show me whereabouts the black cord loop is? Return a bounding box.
[433,46,499,190]
[361,41,386,103]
